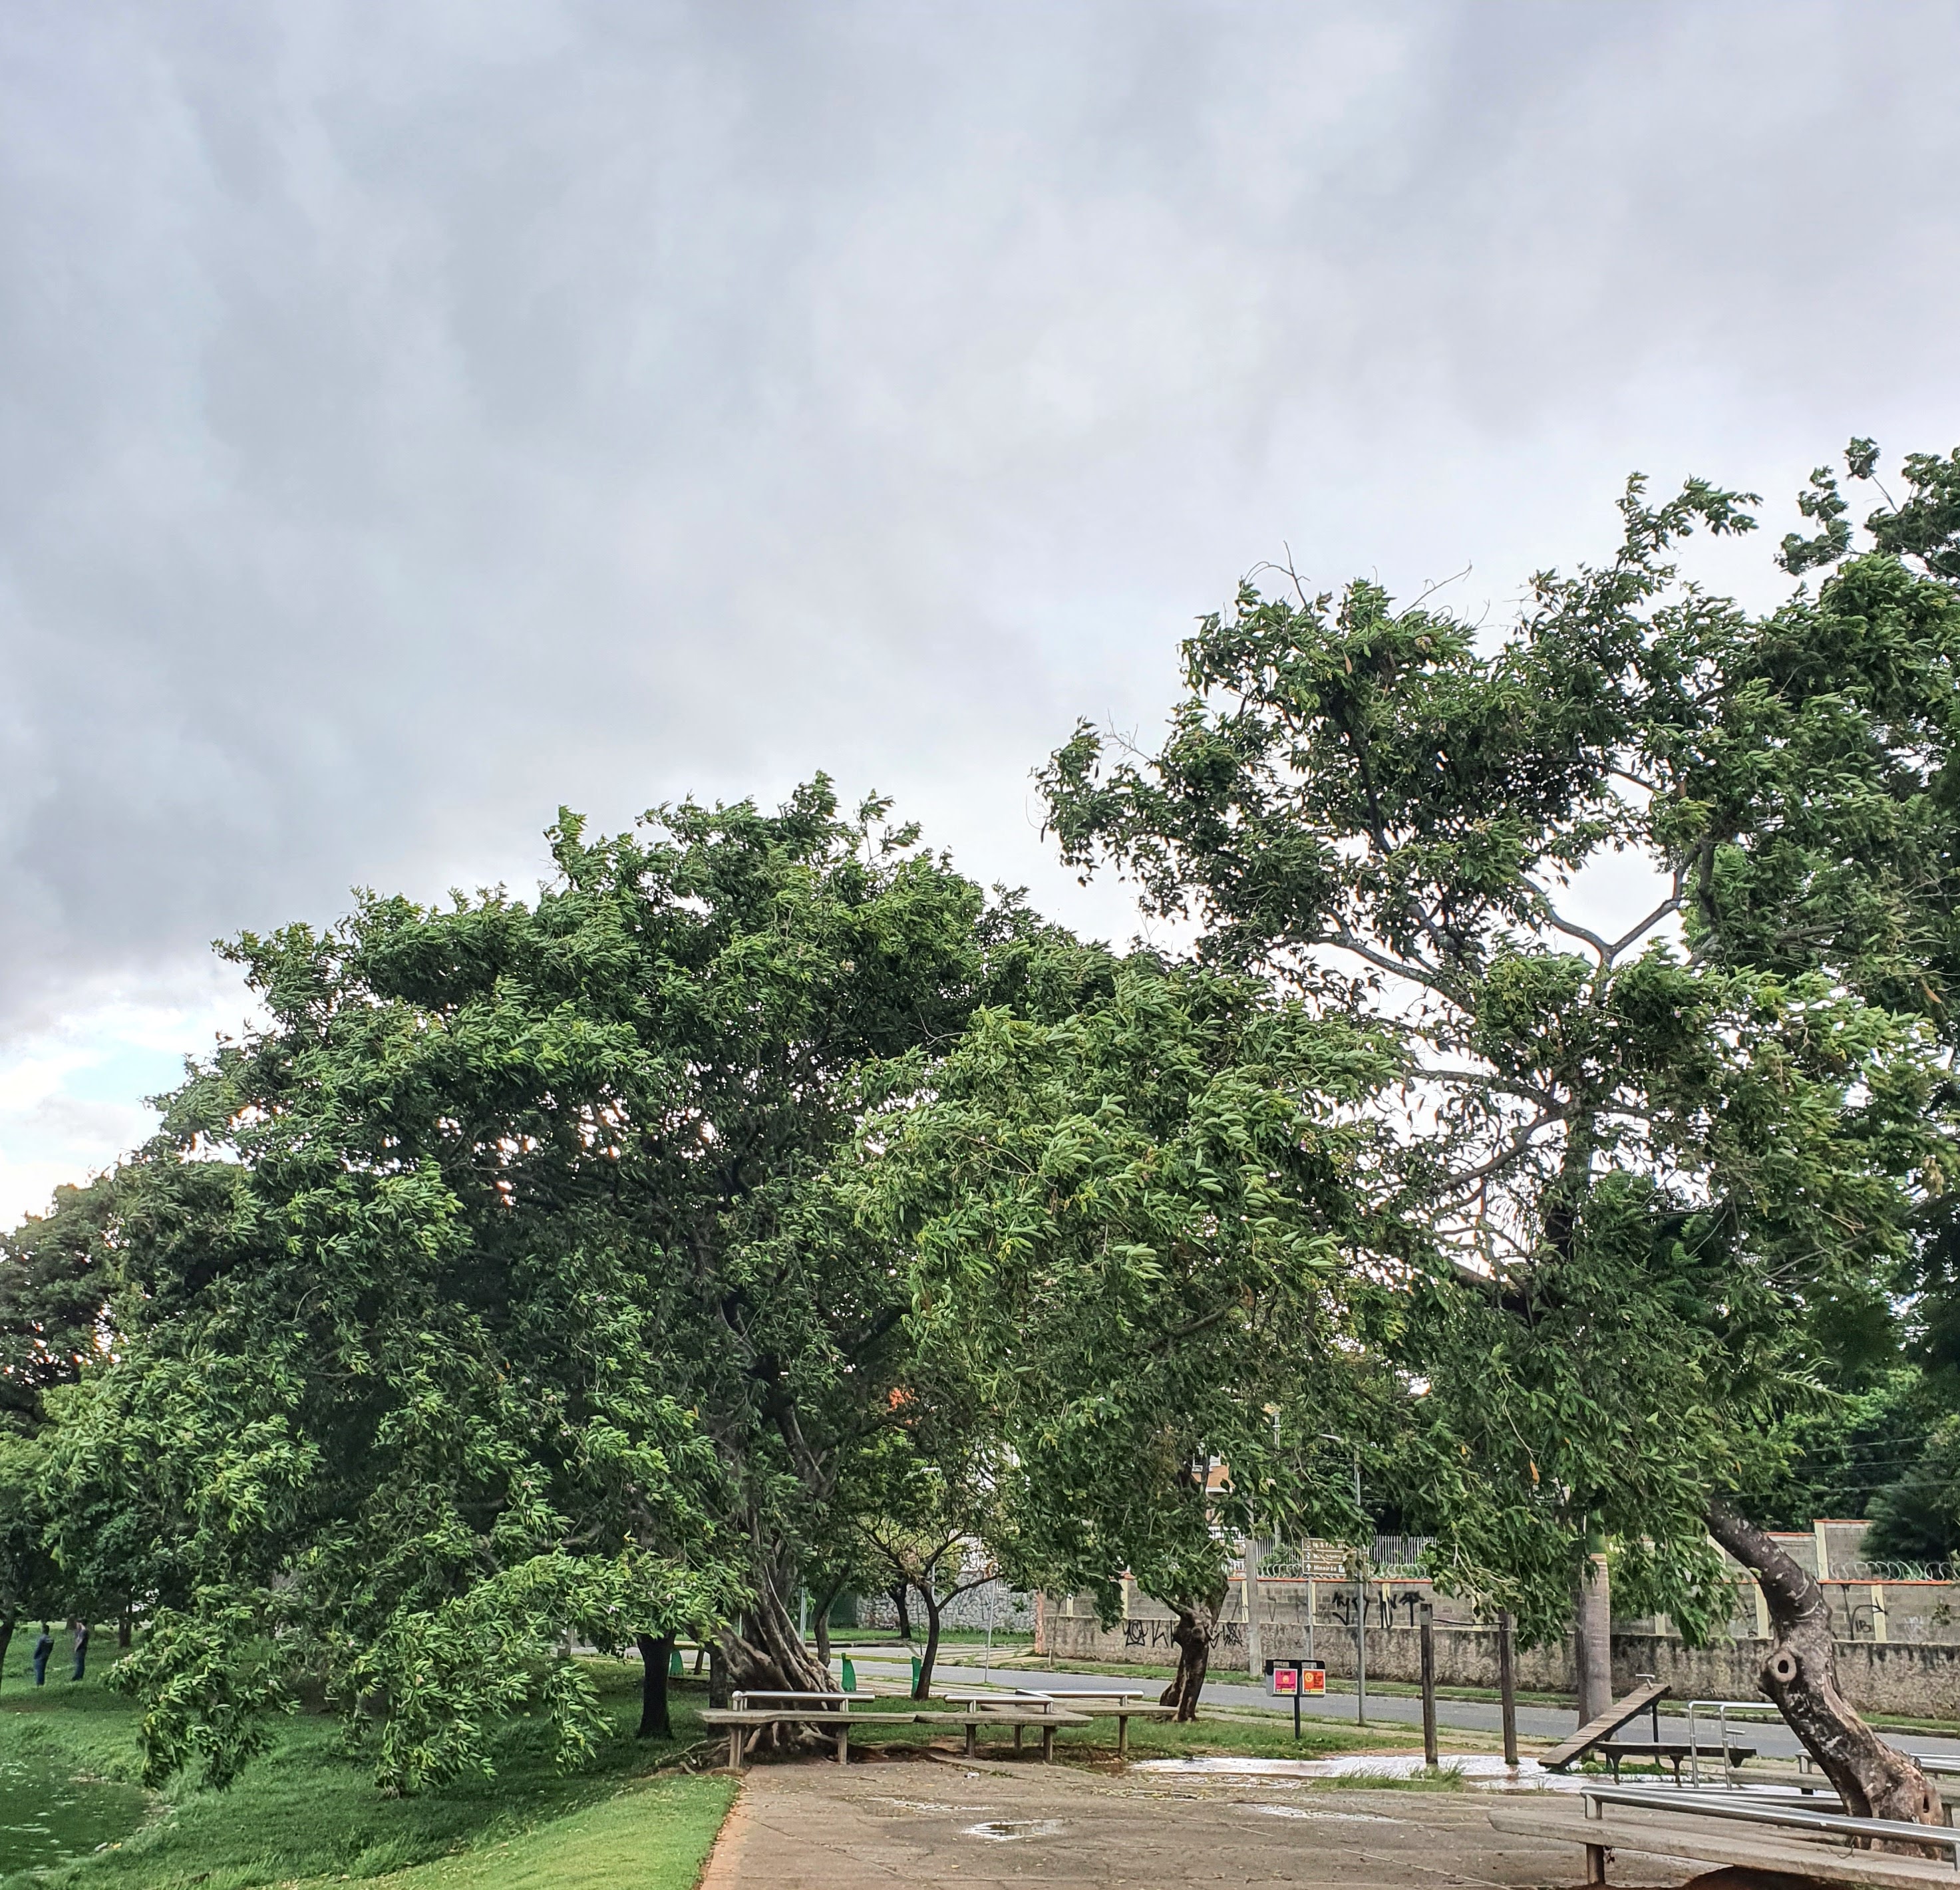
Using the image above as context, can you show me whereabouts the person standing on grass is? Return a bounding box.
[70,1619,88,1682]
[32,1623,52,1686]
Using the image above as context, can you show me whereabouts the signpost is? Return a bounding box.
[1265,1657,1326,1740]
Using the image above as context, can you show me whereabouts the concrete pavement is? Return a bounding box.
[697,1754,1695,1889]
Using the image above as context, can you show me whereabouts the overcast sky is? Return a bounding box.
[3,0,1958,1221]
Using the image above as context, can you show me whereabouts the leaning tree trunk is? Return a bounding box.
[1707,1500,1939,1831]
[890,1583,913,1642]
[1159,1596,1223,1722]
[635,1631,675,1739]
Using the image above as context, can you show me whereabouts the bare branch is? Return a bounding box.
[1327,927,1462,1005]
[1433,1108,1570,1196]
[1605,893,1681,961]
[1520,876,1610,959]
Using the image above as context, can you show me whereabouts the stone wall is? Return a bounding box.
[857,1579,1035,1634]
[1035,1579,1960,1720]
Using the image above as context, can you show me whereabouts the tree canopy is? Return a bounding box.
[1039,440,1960,1817]
[7,440,1960,1818]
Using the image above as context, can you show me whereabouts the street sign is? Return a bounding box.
[1264,1658,1325,1736]
[1265,1658,1325,1696]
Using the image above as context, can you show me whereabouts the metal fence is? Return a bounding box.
[1838,1559,1960,1584]
[1255,1536,1437,1581]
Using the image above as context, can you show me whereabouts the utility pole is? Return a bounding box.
[1250,1402,1279,1678]
[1575,1534,1612,1726]
[1244,1531,1263,1678]
[1419,1602,1438,1768]
[1498,1609,1520,1767]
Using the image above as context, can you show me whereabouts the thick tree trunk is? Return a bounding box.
[0,1609,14,1690]
[913,1591,943,1700]
[714,1563,834,1752]
[1707,1499,1939,1833]
[1158,1597,1222,1722]
[117,1606,132,1651]
[1573,1551,1612,1726]
[719,1567,832,1696]
[635,1631,674,1739]
[890,1583,913,1642]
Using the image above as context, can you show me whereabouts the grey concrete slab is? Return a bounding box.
[700,1754,1700,1888]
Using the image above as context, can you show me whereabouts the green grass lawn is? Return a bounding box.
[0,1662,734,1890]
[0,1644,1498,1890]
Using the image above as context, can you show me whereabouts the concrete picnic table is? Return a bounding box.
[913,1698,1094,1760]
[707,1688,889,1770]
[932,1686,1178,1757]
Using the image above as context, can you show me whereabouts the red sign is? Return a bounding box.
[1267,1660,1326,1696]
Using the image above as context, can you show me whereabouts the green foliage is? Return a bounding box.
[14,436,1960,1798]
[860,959,1396,1631]
[1041,442,1960,1643]
[1,1175,134,1649]
[41,779,1050,1790]
[0,1176,122,1434]
[0,1662,733,1890]
[1864,1416,1960,1563]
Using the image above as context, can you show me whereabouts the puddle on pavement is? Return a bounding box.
[961,1819,1066,1841]
[1130,1752,1576,1791]
[0,1750,149,1875]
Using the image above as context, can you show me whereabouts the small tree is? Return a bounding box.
[862,957,1393,1717]
[853,1416,1011,1699]
[1,1175,128,1678]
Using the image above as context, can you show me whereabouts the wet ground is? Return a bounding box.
[697,1749,1699,1888]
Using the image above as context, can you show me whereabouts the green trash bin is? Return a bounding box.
[841,1655,857,1694]
[669,1647,684,1677]
[910,1656,921,1693]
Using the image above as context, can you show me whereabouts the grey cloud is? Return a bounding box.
[2,0,1958,1031]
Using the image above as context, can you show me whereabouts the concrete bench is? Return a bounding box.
[1037,1695,1182,1757]
[700,1707,859,1770]
[1490,1782,1960,1886]
[937,1688,1179,1756]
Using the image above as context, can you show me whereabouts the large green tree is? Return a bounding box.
[1040,444,1960,1819]
[51,780,1049,1787]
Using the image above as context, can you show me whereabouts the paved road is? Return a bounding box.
[840,1647,1960,1767]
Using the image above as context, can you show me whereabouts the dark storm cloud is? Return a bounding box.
[3,0,1959,1029]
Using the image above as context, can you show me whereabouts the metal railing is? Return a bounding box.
[1579,1782,1960,1871]
[1682,1698,1783,1786]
